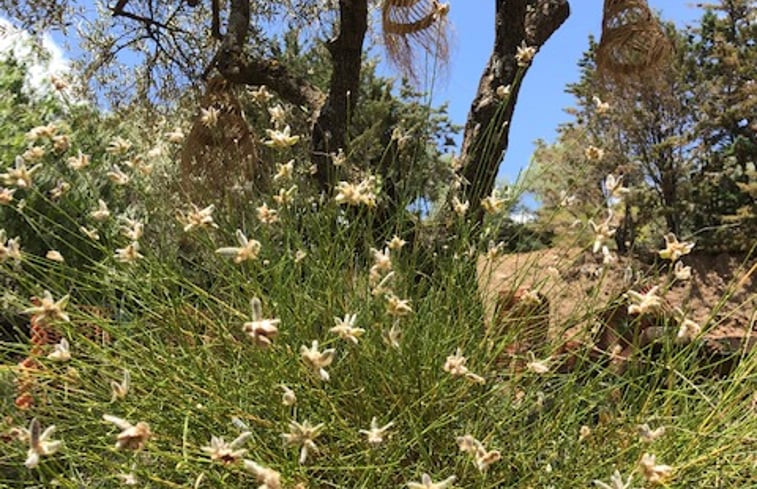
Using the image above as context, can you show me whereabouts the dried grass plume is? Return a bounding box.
[382,0,451,80]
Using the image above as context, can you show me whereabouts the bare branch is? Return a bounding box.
[212,0,323,111]
[109,2,189,34]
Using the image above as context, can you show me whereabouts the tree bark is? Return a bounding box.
[312,0,369,191]
[459,0,569,222]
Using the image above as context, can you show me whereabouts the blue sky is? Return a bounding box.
[432,1,702,188]
[5,1,703,195]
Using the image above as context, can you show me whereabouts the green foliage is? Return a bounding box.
[527,1,756,252]
[0,9,754,489]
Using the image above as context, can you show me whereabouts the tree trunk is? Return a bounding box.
[312,0,369,192]
[215,0,368,197]
[458,0,569,223]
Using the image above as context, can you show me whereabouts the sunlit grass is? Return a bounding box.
[1,187,754,488]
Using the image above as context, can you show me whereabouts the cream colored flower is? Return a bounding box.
[117,471,138,486]
[515,41,536,66]
[658,233,694,261]
[49,180,70,200]
[407,473,457,489]
[67,151,90,170]
[585,145,605,161]
[202,431,251,464]
[273,185,297,207]
[387,235,407,251]
[330,313,365,344]
[639,453,673,484]
[300,340,336,381]
[26,124,57,141]
[166,128,185,143]
[451,196,469,217]
[335,175,378,207]
[386,294,413,317]
[46,250,64,262]
[107,166,130,185]
[443,348,485,384]
[200,107,220,128]
[180,204,218,232]
[115,242,143,263]
[0,187,16,204]
[257,203,279,225]
[280,385,296,407]
[263,126,300,148]
[111,370,131,402]
[52,134,69,153]
[243,297,280,348]
[294,250,307,263]
[384,321,403,349]
[103,415,151,450]
[579,425,592,442]
[106,137,132,155]
[559,190,577,207]
[673,307,701,344]
[370,247,393,284]
[520,289,542,306]
[627,286,662,315]
[331,148,347,167]
[282,420,324,464]
[120,217,144,241]
[589,213,617,254]
[481,190,506,215]
[24,418,63,469]
[243,460,282,489]
[485,241,504,261]
[47,338,71,362]
[372,270,395,297]
[457,434,501,472]
[526,353,550,374]
[0,230,22,263]
[1,157,41,188]
[268,105,287,127]
[22,145,46,162]
[602,246,617,265]
[216,229,262,263]
[496,84,511,100]
[23,290,70,323]
[125,155,153,176]
[359,417,394,445]
[673,261,692,281]
[80,226,100,241]
[250,85,274,104]
[593,470,635,489]
[593,96,611,115]
[334,181,362,206]
[91,199,111,222]
[637,423,665,443]
[273,160,295,182]
[605,173,629,200]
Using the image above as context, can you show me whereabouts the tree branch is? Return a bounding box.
[212,0,323,111]
[109,1,189,34]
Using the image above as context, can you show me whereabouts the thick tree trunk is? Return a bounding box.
[458,0,569,222]
[215,0,368,195]
[312,0,369,192]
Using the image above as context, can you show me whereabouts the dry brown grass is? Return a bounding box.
[381,0,451,79]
